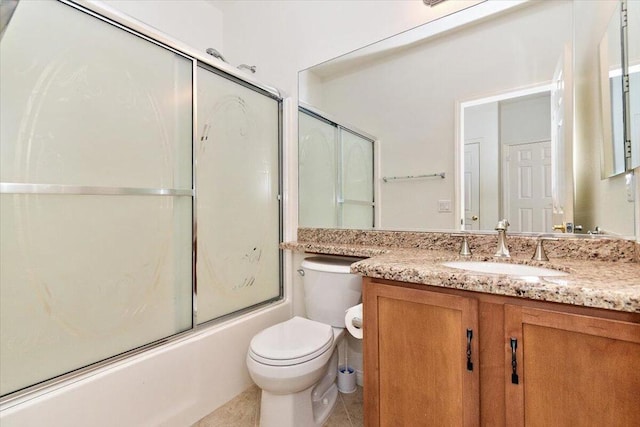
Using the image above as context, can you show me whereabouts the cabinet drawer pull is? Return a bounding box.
[510,337,519,385]
[466,329,473,371]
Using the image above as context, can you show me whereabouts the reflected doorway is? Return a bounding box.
[460,85,561,233]
[504,140,552,232]
[464,141,480,230]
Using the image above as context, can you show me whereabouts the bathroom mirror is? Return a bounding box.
[298,0,636,237]
[599,1,626,178]
[628,0,640,171]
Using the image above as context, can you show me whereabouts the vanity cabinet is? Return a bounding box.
[363,278,640,427]
[504,305,640,426]
[363,280,480,426]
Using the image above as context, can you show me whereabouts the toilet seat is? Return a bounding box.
[249,317,334,366]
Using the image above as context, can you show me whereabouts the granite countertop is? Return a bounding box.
[283,235,640,313]
[349,248,640,313]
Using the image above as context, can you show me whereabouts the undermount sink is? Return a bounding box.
[442,261,568,277]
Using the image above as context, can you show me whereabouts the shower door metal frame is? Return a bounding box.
[0,0,284,406]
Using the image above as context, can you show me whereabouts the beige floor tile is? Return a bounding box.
[254,390,261,427]
[193,385,260,427]
[341,386,363,426]
[323,394,351,427]
[194,383,362,427]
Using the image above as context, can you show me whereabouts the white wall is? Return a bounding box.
[212,0,482,93]
[103,0,224,55]
[500,94,551,146]
[0,1,292,426]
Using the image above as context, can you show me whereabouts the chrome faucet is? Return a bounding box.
[494,219,510,258]
[532,236,558,261]
[452,233,472,257]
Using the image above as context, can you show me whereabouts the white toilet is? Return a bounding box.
[246,256,362,427]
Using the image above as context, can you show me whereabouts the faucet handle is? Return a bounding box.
[452,233,472,257]
[495,219,510,231]
[588,226,602,235]
[531,236,558,261]
[552,224,566,233]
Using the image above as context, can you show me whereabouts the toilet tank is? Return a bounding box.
[300,256,363,328]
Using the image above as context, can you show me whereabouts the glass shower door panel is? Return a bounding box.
[341,130,374,228]
[196,67,280,323]
[342,205,374,229]
[0,194,193,396]
[298,111,338,227]
[0,0,192,189]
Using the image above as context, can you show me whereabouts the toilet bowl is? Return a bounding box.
[247,317,345,427]
[246,256,362,427]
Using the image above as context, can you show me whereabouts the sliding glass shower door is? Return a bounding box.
[195,66,281,323]
[298,111,339,228]
[298,109,375,229]
[0,0,282,399]
[0,0,194,396]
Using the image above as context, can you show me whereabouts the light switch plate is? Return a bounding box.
[438,199,452,213]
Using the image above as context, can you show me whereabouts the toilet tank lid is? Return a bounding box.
[301,256,363,274]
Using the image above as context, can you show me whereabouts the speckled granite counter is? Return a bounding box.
[349,249,640,313]
[283,229,640,313]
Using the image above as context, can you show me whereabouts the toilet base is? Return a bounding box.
[258,346,340,427]
[259,382,338,427]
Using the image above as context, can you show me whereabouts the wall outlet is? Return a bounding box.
[438,199,452,213]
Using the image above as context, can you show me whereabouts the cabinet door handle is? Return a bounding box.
[510,337,519,384]
[466,329,473,371]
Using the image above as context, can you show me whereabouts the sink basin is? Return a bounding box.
[442,261,568,277]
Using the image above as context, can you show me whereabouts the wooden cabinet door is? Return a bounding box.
[505,305,640,427]
[364,279,480,427]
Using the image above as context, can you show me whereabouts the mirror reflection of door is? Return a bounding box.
[463,88,555,233]
[504,141,552,232]
[463,102,499,231]
[464,142,480,230]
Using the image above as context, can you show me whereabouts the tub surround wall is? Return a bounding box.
[283,228,640,313]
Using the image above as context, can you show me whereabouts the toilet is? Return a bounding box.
[246,256,363,427]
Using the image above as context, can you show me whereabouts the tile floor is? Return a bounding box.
[192,384,363,427]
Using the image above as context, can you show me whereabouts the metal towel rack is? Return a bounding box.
[382,172,445,183]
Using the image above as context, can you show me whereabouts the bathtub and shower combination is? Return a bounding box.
[0,1,284,423]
